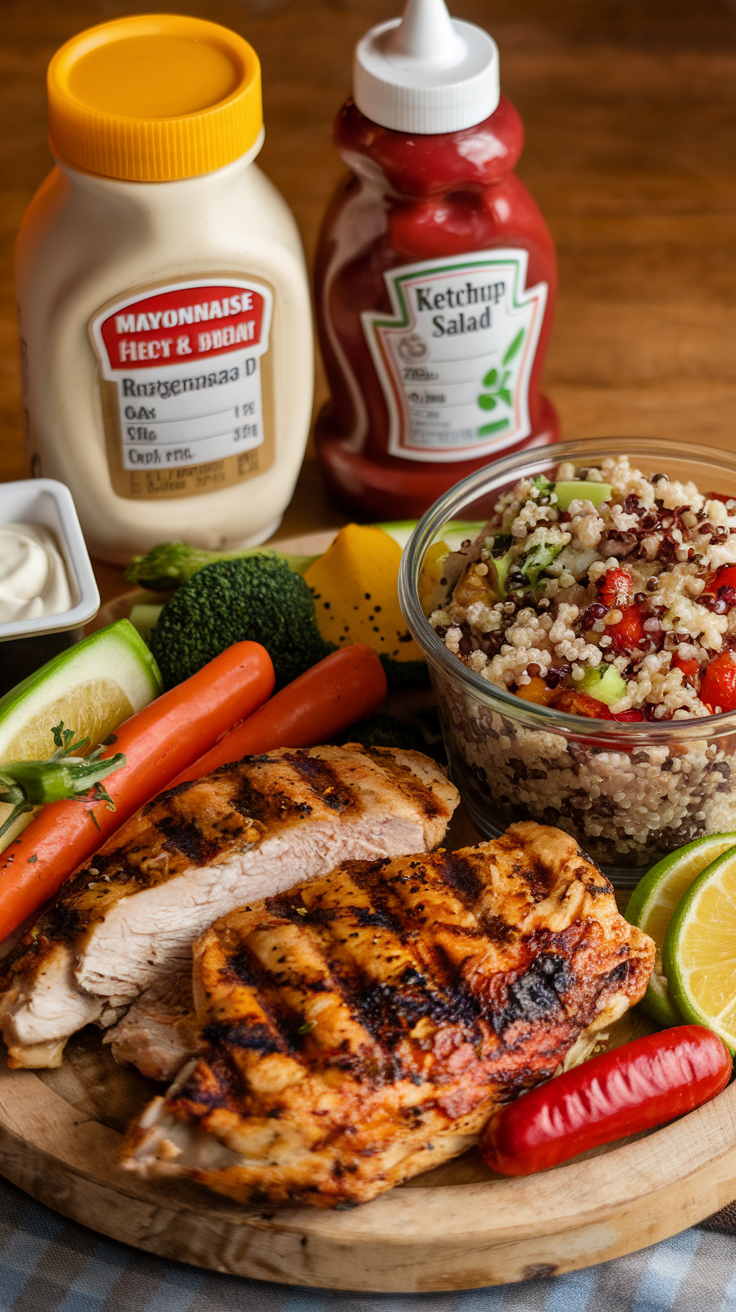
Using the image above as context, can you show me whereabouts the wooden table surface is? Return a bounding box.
[3,0,736,603]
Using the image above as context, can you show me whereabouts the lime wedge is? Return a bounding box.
[626,833,736,1025]
[663,846,736,1051]
[0,620,161,847]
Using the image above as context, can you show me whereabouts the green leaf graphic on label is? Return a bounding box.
[503,329,525,365]
[362,249,548,458]
[478,418,510,436]
[477,365,513,418]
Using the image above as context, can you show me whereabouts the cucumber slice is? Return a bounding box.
[553,481,612,511]
[378,520,485,553]
[129,603,165,646]
[577,664,628,706]
[441,521,486,552]
[0,619,161,852]
[0,619,161,763]
[377,521,421,551]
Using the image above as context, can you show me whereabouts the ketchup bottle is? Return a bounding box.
[314,0,558,520]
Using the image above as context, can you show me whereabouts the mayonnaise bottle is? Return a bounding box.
[16,15,313,563]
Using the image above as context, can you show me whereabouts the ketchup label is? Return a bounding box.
[362,250,547,462]
[89,277,274,500]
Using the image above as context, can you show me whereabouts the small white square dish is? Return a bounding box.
[0,479,99,696]
[0,478,99,641]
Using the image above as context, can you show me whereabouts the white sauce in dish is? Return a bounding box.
[0,522,72,623]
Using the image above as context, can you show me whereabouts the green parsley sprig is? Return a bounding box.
[0,722,126,840]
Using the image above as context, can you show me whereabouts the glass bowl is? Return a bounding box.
[398,437,736,887]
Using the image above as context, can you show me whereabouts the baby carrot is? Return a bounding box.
[0,641,274,940]
[174,643,387,783]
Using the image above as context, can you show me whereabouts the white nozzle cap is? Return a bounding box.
[354,0,499,135]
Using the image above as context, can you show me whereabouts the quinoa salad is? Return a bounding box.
[424,455,736,869]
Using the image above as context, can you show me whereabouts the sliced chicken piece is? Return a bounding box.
[104,967,199,1082]
[0,745,458,1069]
[123,822,655,1209]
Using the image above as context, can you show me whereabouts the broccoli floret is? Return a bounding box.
[531,474,554,496]
[379,655,430,691]
[336,713,426,753]
[335,712,444,762]
[149,555,331,690]
[519,540,563,589]
[125,541,318,591]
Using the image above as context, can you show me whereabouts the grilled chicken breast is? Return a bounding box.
[124,822,654,1209]
[0,746,458,1069]
[104,967,200,1082]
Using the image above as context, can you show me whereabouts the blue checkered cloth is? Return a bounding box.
[0,1175,733,1312]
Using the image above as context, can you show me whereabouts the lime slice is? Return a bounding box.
[0,619,161,848]
[663,846,736,1051]
[626,833,736,1026]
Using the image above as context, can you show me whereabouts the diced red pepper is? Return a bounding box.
[672,652,699,683]
[702,565,736,595]
[552,689,614,719]
[700,651,736,713]
[597,567,633,608]
[612,708,645,722]
[609,605,647,653]
[715,565,736,589]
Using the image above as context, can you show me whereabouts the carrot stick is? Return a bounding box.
[174,643,387,784]
[0,641,274,940]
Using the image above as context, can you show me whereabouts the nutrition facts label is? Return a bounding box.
[90,278,273,476]
[362,250,547,463]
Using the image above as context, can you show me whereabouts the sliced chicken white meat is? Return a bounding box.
[0,745,458,1069]
[104,967,199,1082]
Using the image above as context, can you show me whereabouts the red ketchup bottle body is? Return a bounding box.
[314,96,558,521]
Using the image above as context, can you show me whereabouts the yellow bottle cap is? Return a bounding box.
[47,14,263,182]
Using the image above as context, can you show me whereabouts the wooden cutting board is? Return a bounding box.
[1,886,735,1292]
[1,528,734,1291]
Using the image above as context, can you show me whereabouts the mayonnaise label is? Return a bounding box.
[90,278,274,500]
[362,249,547,462]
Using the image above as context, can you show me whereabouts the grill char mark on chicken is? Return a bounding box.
[0,745,459,1070]
[124,822,655,1208]
[280,753,361,814]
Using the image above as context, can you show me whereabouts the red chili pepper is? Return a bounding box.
[551,689,614,719]
[609,604,647,653]
[700,651,736,713]
[479,1025,731,1177]
[598,567,633,608]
